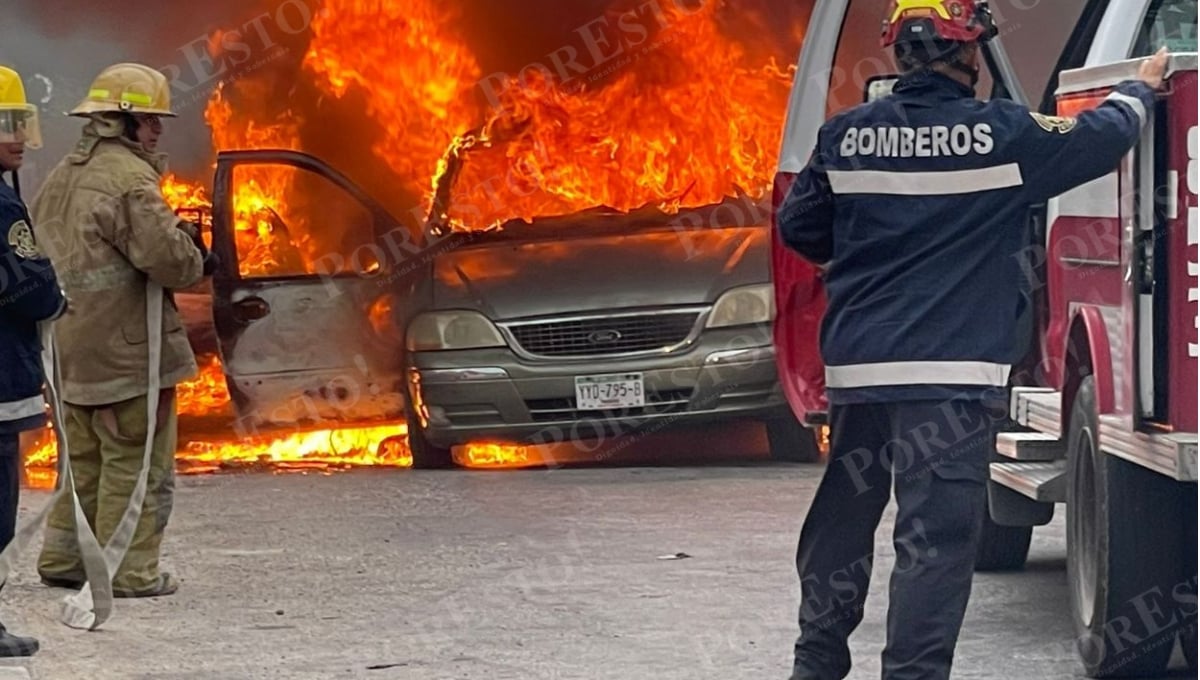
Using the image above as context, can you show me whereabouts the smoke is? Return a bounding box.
[0,0,278,194]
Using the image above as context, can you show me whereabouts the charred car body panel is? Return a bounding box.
[210,150,428,433]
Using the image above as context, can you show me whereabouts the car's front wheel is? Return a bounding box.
[765,416,821,463]
[404,395,454,469]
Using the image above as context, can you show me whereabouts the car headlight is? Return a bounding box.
[706,284,775,328]
[406,311,507,351]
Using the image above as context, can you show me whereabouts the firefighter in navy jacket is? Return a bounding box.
[777,2,1166,678]
[0,178,65,429]
[0,65,65,657]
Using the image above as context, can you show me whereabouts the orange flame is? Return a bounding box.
[304,0,482,201]
[179,423,411,473]
[456,442,536,469]
[23,357,414,488]
[302,0,795,231]
[176,354,233,416]
[160,174,211,211]
[21,1,805,484]
[162,91,326,278]
[446,3,794,228]
[206,87,323,277]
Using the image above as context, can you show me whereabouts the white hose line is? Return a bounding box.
[0,279,165,631]
[60,281,163,629]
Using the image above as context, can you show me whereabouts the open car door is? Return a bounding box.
[209,150,430,435]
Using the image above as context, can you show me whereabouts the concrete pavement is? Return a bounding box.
[1,435,1193,679]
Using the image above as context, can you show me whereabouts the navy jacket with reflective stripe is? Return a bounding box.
[777,71,1155,404]
[0,178,65,434]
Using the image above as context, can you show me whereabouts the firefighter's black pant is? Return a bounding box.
[790,399,993,680]
[0,434,20,553]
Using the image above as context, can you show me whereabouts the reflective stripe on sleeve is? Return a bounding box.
[0,394,44,421]
[1105,91,1147,127]
[826,164,1024,196]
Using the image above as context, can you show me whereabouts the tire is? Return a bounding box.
[404,393,454,469]
[1066,376,1177,678]
[974,516,1032,572]
[765,416,821,463]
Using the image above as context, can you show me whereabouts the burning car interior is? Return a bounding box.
[22,0,819,481]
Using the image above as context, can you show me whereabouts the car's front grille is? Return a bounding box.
[525,388,694,422]
[503,310,703,358]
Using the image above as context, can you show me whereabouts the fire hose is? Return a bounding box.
[0,280,164,631]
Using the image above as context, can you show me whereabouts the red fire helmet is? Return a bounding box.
[880,0,998,47]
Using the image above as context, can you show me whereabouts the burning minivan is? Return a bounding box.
[197,145,817,468]
[154,0,817,469]
[396,128,819,466]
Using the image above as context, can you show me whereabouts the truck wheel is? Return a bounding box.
[974,516,1032,572]
[765,417,820,463]
[1066,376,1177,678]
[404,395,454,469]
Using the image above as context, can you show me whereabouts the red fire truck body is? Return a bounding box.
[770,0,1197,675]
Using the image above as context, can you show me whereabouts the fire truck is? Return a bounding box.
[770,0,1197,676]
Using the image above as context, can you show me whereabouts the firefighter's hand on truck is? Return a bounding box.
[1137,46,1170,90]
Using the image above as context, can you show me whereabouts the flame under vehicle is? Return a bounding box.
[772,0,1197,676]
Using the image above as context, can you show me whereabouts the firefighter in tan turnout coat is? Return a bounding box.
[31,63,216,597]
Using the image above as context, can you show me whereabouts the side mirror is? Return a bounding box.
[864,75,900,103]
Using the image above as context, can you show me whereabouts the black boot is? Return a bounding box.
[0,623,38,657]
[0,438,37,657]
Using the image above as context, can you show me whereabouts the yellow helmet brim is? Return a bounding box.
[70,79,176,118]
[69,99,177,117]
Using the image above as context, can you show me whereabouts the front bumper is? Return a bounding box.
[409,325,787,447]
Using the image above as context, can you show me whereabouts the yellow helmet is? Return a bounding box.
[70,63,175,117]
[0,66,41,149]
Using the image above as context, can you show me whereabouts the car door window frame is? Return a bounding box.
[211,150,417,284]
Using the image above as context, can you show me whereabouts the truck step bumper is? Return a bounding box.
[1010,387,1062,439]
[989,461,1067,503]
[996,431,1065,461]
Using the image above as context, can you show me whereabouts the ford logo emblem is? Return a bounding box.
[587,329,623,345]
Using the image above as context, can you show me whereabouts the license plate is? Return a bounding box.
[575,373,645,410]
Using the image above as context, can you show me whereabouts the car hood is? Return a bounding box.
[432,225,768,320]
